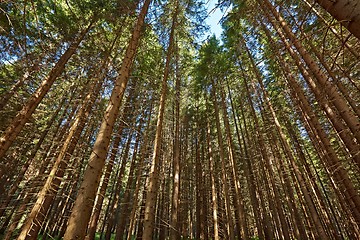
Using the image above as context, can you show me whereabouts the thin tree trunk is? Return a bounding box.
[261,2,360,222]
[0,94,67,209]
[86,80,137,240]
[195,128,204,239]
[114,123,142,240]
[142,3,177,237]
[238,102,267,239]
[259,20,360,170]
[126,102,153,240]
[209,90,235,240]
[206,122,220,240]
[218,83,249,240]
[104,132,133,240]
[275,39,360,225]
[170,39,181,240]
[302,0,360,59]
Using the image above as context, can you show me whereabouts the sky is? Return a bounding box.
[205,0,227,39]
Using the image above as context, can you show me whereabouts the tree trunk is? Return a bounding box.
[261,1,360,223]
[0,94,66,210]
[218,82,249,240]
[259,20,360,170]
[206,122,220,240]
[210,90,235,240]
[86,79,137,240]
[62,1,150,238]
[170,39,181,240]
[0,20,94,161]
[114,123,142,240]
[262,0,360,144]
[126,102,153,240]
[314,0,360,39]
[142,3,177,237]
[104,132,133,240]
[16,62,106,240]
[274,37,360,225]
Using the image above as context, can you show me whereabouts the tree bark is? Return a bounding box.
[0,20,94,161]
[210,89,235,240]
[314,0,360,39]
[63,1,150,238]
[262,0,360,144]
[205,122,219,240]
[170,39,181,240]
[142,3,177,238]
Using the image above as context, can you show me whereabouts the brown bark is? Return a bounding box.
[282,5,360,119]
[0,21,94,161]
[170,40,181,240]
[241,34,329,238]
[243,104,273,240]
[274,40,360,225]
[0,95,67,211]
[86,80,137,240]
[210,89,235,240]
[63,1,150,238]
[2,94,80,237]
[104,132,133,240]
[195,129,204,240]
[262,0,360,144]
[142,3,176,237]
[285,120,344,240]
[303,0,360,59]
[126,102,153,240]
[237,101,267,239]
[206,122,219,240]
[314,0,360,39]
[259,20,360,170]
[218,83,249,240]
[16,63,105,240]
[261,1,360,223]
[114,123,142,240]
[260,80,328,239]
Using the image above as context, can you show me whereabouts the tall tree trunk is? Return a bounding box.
[142,3,177,237]
[259,20,360,170]
[218,82,249,240]
[0,20,95,161]
[126,102,153,240]
[0,94,67,209]
[170,40,181,240]
[302,0,360,59]
[114,121,144,240]
[274,38,360,225]
[259,77,328,239]
[238,101,267,239]
[86,80,137,240]
[260,1,360,222]
[261,0,360,144]
[63,1,150,238]
[314,0,360,39]
[104,131,133,240]
[195,128,204,239]
[209,90,235,240]
[16,61,106,240]
[206,122,219,240]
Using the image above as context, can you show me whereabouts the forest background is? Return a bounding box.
[0,0,359,239]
